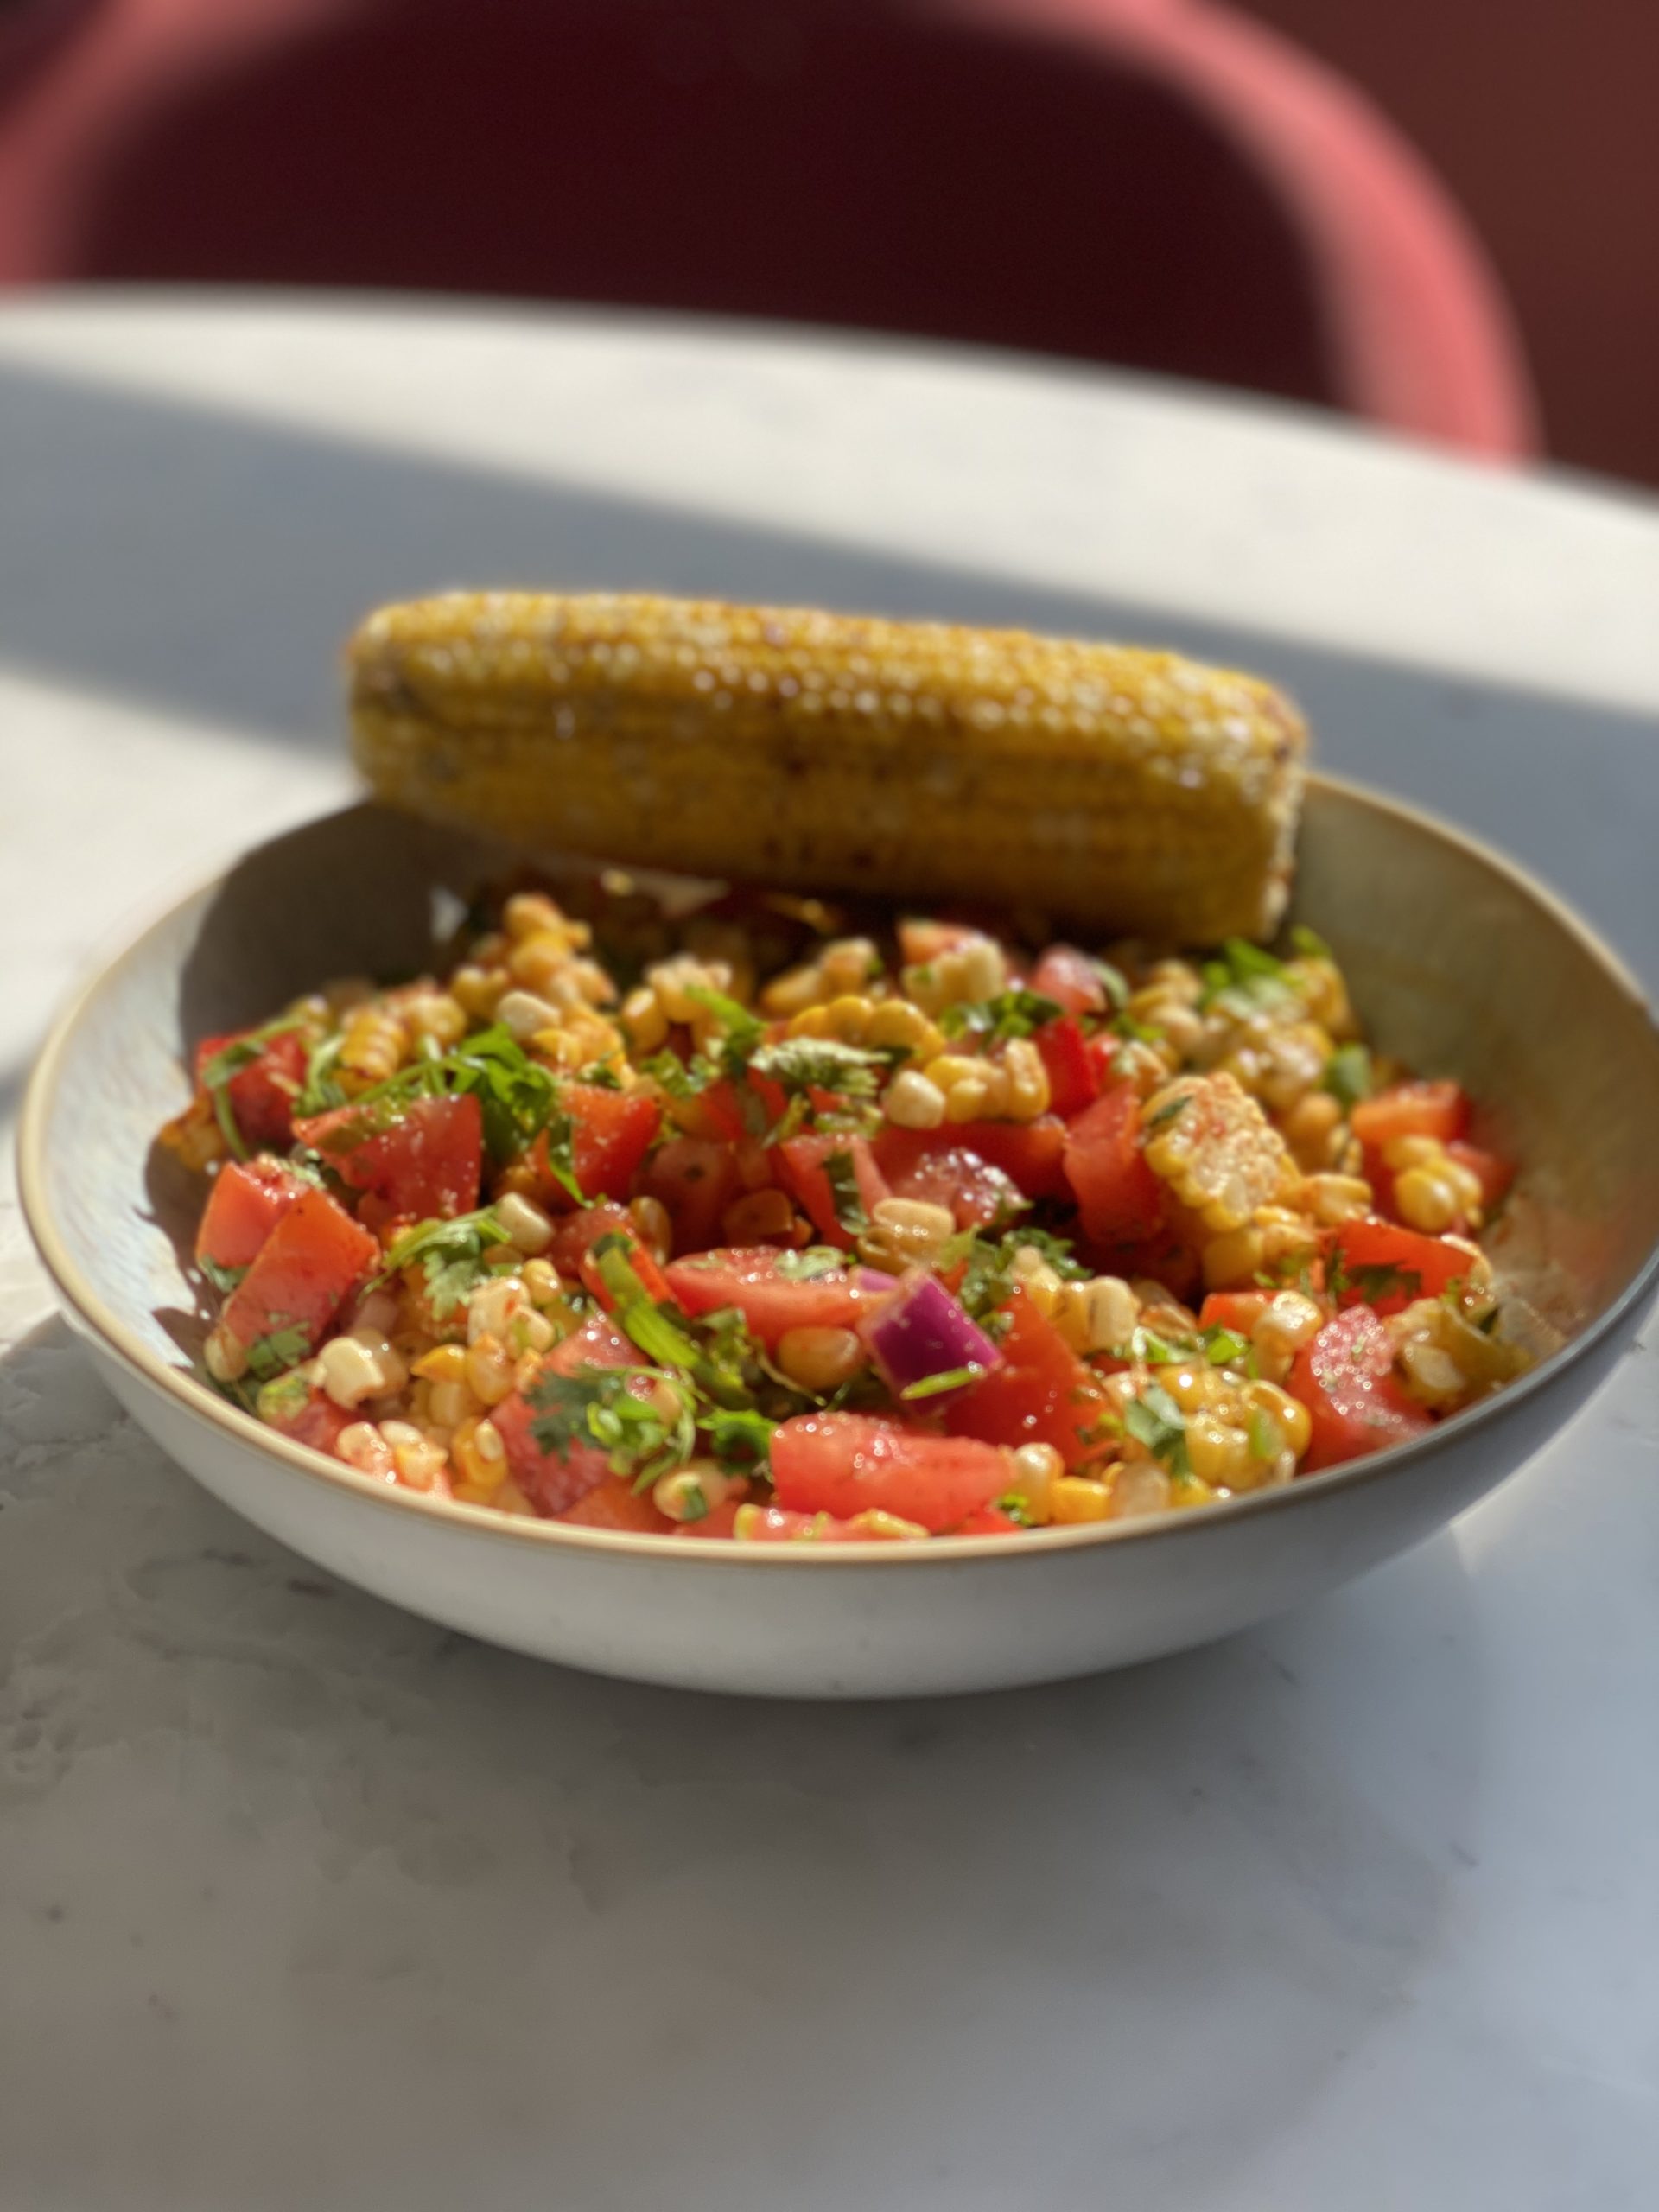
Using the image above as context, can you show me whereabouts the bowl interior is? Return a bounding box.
[28,785,1659,1428]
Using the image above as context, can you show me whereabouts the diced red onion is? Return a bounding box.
[861,1270,1002,1402]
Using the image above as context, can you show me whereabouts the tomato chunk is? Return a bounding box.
[873,1117,1069,1215]
[1331,1218,1474,1317]
[531,1084,661,1205]
[1351,1080,1470,1149]
[545,1201,633,1278]
[777,1134,889,1249]
[1033,1016,1101,1121]
[874,1135,1024,1230]
[944,1288,1112,1468]
[638,1136,742,1257]
[664,1247,883,1347]
[264,1387,355,1458]
[1288,1306,1433,1470]
[296,1092,484,1221]
[1063,1084,1165,1243]
[491,1314,635,1513]
[1031,944,1109,1018]
[195,1157,314,1271]
[220,1186,379,1357]
[194,1024,308,1151]
[770,1413,1009,1533]
[1198,1291,1270,1336]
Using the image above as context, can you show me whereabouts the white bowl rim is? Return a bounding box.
[18,772,1659,1572]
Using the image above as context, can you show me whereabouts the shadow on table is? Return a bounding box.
[0,1312,1485,2212]
[0,353,1654,982]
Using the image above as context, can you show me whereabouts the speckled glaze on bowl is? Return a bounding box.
[20,786,1659,1696]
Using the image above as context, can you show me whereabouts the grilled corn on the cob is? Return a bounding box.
[349,593,1307,940]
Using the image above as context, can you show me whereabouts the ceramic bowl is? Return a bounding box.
[20,787,1659,1696]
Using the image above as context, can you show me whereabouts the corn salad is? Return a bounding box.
[162,879,1525,1541]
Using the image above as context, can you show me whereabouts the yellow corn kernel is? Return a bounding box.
[503,891,570,942]
[883,1067,948,1129]
[1050,1475,1115,1523]
[1050,1274,1139,1356]
[864,998,942,1058]
[428,1376,480,1430]
[628,1194,673,1262]
[1000,1036,1051,1121]
[449,963,506,1020]
[1281,1089,1344,1168]
[1109,1460,1173,1518]
[335,1421,396,1479]
[203,1324,248,1384]
[1382,1133,1445,1172]
[1394,1165,1464,1234]
[858,1197,957,1273]
[1007,1440,1064,1522]
[1168,1472,1220,1510]
[645,952,732,1027]
[400,988,468,1048]
[495,1191,555,1255]
[451,1414,508,1495]
[521,1257,563,1307]
[773,1326,868,1395]
[1243,1378,1313,1459]
[1299,1172,1374,1226]
[1284,955,1356,1039]
[1185,1414,1255,1486]
[339,1002,407,1083]
[1156,1363,1227,1414]
[464,1336,518,1408]
[653,1465,743,1523]
[1250,1289,1325,1379]
[620,984,669,1052]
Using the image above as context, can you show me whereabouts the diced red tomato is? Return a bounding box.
[664,1246,886,1347]
[770,1413,1009,1533]
[296,1092,484,1221]
[220,1186,379,1356]
[1446,1140,1515,1211]
[872,1117,1069,1217]
[944,1288,1113,1468]
[1033,1016,1101,1121]
[1351,1079,1470,1150]
[264,1388,355,1458]
[194,1024,308,1151]
[637,1136,742,1257]
[777,1133,890,1249]
[1063,1084,1165,1243]
[1287,1306,1433,1471]
[1198,1291,1271,1336]
[195,1157,314,1271]
[1331,1218,1475,1317]
[1031,944,1108,1018]
[531,1084,660,1205]
[544,1201,632,1278]
[557,1474,677,1535]
[491,1314,634,1513]
[953,1505,1026,1535]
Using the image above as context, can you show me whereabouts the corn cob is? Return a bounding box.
[348,593,1308,941]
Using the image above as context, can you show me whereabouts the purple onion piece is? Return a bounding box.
[861,1270,1003,1405]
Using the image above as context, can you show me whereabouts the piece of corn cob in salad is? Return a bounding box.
[349,592,1308,944]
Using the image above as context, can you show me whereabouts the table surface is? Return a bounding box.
[2,295,1656,2212]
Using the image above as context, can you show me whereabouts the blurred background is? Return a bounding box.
[0,0,1651,486]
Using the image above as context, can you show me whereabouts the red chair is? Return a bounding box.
[0,0,1535,454]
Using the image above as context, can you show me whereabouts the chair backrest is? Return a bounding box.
[0,0,1534,452]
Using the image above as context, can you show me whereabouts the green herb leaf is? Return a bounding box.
[899,1363,987,1401]
[1111,1013,1164,1046]
[1247,1406,1278,1459]
[821,1149,871,1236]
[1200,1324,1252,1368]
[377,1206,510,1316]
[296,1032,348,1116]
[1290,925,1333,961]
[1122,1382,1192,1477]
[243,1321,312,1382]
[703,1404,777,1473]
[1090,959,1130,1012]
[638,1049,721,1099]
[749,1035,891,1098]
[1144,1094,1190,1130]
[198,1254,247,1297]
[1322,1042,1373,1111]
[197,1016,305,1091]
[938,988,1065,1045]
[1197,939,1298,1020]
[993,1491,1040,1528]
[527,1363,696,1487]
[683,984,766,1078]
[1343,1261,1423,1306]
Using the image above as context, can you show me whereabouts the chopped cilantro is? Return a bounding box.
[243,1322,312,1383]
[377,1207,510,1316]
[1199,1324,1253,1369]
[1247,1406,1279,1460]
[683,984,766,1078]
[899,1363,987,1401]
[1111,1014,1164,1046]
[1198,939,1298,1020]
[993,1491,1041,1528]
[344,1025,566,1166]
[938,987,1065,1045]
[774,1246,850,1281]
[1090,959,1130,1012]
[702,1404,777,1473]
[1144,1093,1190,1129]
[822,1149,871,1236]
[1122,1382,1191,1478]
[296,1032,348,1116]
[638,1049,721,1099]
[749,1035,891,1097]
[1322,1042,1372,1111]
[527,1363,696,1488]
[198,1254,247,1297]
[1341,1261,1422,1306]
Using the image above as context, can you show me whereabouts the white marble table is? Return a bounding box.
[2,296,1656,2210]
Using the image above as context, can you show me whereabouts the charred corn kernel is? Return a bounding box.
[521,1256,563,1307]
[1051,1274,1139,1355]
[773,1325,867,1395]
[400,988,468,1047]
[1050,1475,1115,1523]
[1395,1165,1464,1234]
[1299,1173,1374,1226]
[204,1325,248,1383]
[428,1377,480,1430]
[722,1187,800,1243]
[1243,1379,1313,1459]
[451,1415,508,1495]
[355,594,1313,945]
[1185,1414,1254,1486]
[1001,1037,1051,1120]
[1007,1440,1064,1522]
[620,985,669,1052]
[495,1191,555,1255]
[413,1343,468,1385]
[496,988,561,1041]
[628,1194,672,1262]
[645,953,732,1026]
[468,1275,527,1343]
[1383,1134,1446,1172]
[859,1197,956,1273]
[1251,1290,1325,1377]
[883,1067,948,1129]
[1156,1363,1228,1414]
[464,1337,518,1407]
[340,1003,407,1083]
[1143,1072,1296,1233]
[450,963,506,1020]
[335,1421,396,1478]
[1110,1461,1173,1519]
[1281,1090,1344,1167]
[653,1465,742,1522]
